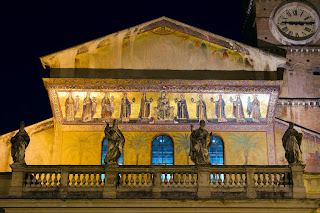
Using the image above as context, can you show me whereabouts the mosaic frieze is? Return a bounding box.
[45,79,280,125]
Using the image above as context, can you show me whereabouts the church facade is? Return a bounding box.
[0,1,320,211]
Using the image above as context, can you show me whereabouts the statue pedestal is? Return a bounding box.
[196,165,211,199]
[290,163,307,199]
[8,164,26,198]
[103,166,118,198]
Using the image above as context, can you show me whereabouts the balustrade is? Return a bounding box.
[6,164,304,199]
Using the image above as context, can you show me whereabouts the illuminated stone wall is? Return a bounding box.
[40,17,286,72]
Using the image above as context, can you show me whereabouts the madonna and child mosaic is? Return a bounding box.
[58,91,270,124]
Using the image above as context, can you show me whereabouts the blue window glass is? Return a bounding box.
[209,136,224,165]
[101,138,123,165]
[152,135,174,165]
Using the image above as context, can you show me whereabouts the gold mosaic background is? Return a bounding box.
[57,91,270,122]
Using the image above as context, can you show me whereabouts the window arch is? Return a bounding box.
[101,138,123,165]
[152,135,174,165]
[209,135,224,165]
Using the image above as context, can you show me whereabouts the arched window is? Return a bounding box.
[101,138,123,165]
[152,135,174,165]
[209,135,224,165]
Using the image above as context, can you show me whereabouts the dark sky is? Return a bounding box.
[1,1,246,135]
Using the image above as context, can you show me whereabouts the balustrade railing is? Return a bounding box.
[7,164,306,199]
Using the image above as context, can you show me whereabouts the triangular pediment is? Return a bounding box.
[40,17,286,71]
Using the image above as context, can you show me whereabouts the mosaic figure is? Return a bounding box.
[139,93,153,120]
[74,95,80,116]
[212,94,227,122]
[282,122,303,164]
[65,92,75,122]
[11,121,30,164]
[101,93,114,122]
[247,95,261,122]
[92,97,97,119]
[82,92,93,122]
[230,95,245,122]
[192,94,207,121]
[103,119,125,166]
[155,91,173,121]
[120,93,135,122]
[189,120,212,165]
[175,94,189,119]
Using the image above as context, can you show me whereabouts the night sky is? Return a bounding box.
[1,1,245,135]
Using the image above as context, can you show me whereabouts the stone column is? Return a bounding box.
[290,163,307,199]
[8,164,26,198]
[197,165,211,199]
[246,167,257,199]
[152,170,161,198]
[103,166,117,198]
[59,166,69,198]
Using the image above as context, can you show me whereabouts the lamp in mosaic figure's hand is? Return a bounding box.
[11,121,30,165]
[282,122,303,164]
[103,120,125,166]
[189,120,212,165]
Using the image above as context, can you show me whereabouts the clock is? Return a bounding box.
[270,2,320,45]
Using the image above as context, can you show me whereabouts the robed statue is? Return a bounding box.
[282,122,302,164]
[103,120,125,165]
[11,121,30,164]
[189,120,212,165]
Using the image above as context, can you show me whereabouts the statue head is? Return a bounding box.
[161,91,166,98]
[199,120,206,128]
[288,122,294,129]
[19,121,25,131]
[113,119,118,128]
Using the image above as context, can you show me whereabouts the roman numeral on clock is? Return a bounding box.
[304,16,311,20]
[295,33,299,38]
[282,27,289,32]
[288,31,293,36]
[304,27,312,32]
[293,9,298,16]
[286,11,292,17]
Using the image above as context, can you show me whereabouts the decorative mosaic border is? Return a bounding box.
[61,123,276,165]
[136,19,250,55]
[43,78,283,87]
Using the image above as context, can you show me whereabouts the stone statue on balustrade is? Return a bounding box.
[189,120,213,165]
[11,121,30,164]
[103,119,125,166]
[282,122,303,164]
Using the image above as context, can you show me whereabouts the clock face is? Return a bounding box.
[271,2,320,44]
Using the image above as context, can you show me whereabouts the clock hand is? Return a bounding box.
[280,21,315,26]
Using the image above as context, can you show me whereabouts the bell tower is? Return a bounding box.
[243,0,320,98]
